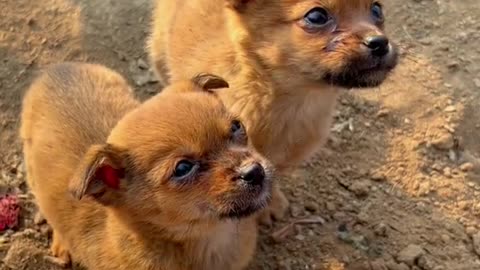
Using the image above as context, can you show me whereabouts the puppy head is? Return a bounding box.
[69,74,272,229]
[226,0,398,88]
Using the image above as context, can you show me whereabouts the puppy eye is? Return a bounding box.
[231,120,247,143]
[304,8,330,26]
[371,2,384,22]
[173,160,198,180]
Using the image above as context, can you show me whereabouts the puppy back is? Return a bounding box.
[21,62,139,146]
[20,62,139,192]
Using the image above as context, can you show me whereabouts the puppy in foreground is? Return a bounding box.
[20,62,272,270]
[149,0,398,224]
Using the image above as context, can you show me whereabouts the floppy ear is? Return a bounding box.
[191,73,229,92]
[69,144,126,205]
[161,73,229,95]
[225,0,252,10]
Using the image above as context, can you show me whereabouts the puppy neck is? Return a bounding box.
[105,207,239,244]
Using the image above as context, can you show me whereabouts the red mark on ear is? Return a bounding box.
[96,165,123,189]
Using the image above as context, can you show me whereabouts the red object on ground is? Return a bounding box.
[0,195,20,231]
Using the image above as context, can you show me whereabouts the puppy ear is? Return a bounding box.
[191,73,229,92]
[69,144,126,205]
[225,0,251,10]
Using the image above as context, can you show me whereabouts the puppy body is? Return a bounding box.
[21,63,269,270]
[149,0,338,170]
[149,0,398,223]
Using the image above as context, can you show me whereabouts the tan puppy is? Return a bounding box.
[148,0,398,224]
[20,62,273,270]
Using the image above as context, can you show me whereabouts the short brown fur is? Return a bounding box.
[148,0,398,224]
[20,62,273,270]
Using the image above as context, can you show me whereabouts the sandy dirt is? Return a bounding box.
[1,0,480,269]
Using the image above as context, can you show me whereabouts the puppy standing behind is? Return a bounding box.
[148,0,398,224]
[20,62,272,270]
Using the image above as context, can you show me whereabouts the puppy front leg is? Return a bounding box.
[45,230,71,268]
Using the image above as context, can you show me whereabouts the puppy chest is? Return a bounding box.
[257,97,337,165]
[190,223,254,270]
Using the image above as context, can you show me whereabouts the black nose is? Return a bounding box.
[363,35,389,57]
[240,163,265,186]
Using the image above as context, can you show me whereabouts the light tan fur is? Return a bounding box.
[20,62,273,270]
[148,0,398,224]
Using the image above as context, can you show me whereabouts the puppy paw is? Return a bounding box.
[257,185,289,226]
[48,231,71,268]
[44,255,71,268]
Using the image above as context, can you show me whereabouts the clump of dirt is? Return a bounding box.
[1,0,480,269]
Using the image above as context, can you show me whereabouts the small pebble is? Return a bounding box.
[370,259,388,270]
[325,202,336,212]
[419,37,432,46]
[0,236,9,244]
[357,211,369,224]
[26,18,35,26]
[349,180,371,197]
[466,226,476,236]
[460,162,474,172]
[431,163,442,171]
[374,222,388,237]
[440,234,450,243]
[40,224,52,236]
[474,78,480,89]
[371,172,387,182]
[277,260,292,270]
[376,109,390,118]
[444,105,456,112]
[447,61,459,70]
[472,233,480,256]
[397,244,425,266]
[386,260,410,270]
[304,202,319,213]
[458,201,470,210]
[442,167,452,177]
[295,234,305,241]
[290,205,302,218]
[333,212,347,221]
[33,212,46,225]
[431,134,454,150]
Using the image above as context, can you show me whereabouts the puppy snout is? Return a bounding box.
[239,163,265,186]
[363,35,389,57]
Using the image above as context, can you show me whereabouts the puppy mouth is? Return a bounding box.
[218,182,272,219]
[324,50,398,89]
[219,204,266,219]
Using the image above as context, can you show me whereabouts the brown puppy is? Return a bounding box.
[20,62,272,270]
[148,0,398,224]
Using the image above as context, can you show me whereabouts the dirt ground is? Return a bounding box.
[1,0,480,269]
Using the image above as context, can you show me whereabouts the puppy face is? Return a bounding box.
[229,0,398,88]
[69,75,273,227]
